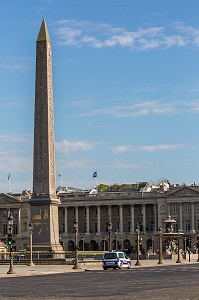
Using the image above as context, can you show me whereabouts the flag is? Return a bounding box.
[93,171,97,178]
[8,173,10,180]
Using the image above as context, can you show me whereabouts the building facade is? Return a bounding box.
[0,185,199,254]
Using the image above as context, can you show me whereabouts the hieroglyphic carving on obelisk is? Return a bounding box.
[32,19,56,197]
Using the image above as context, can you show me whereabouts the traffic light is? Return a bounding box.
[7,233,12,245]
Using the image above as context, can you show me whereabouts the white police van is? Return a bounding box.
[102,251,131,270]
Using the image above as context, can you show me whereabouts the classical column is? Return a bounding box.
[108,205,112,220]
[130,205,135,233]
[153,204,157,232]
[191,202,195,232]
[86,206,90,234]
[64,207,68,234]
[142,204,146,234]
[179,203,183,231]
[75,207,78,221]
[18,208,21,235]
[119,205,123,233]
[97,206,101,234]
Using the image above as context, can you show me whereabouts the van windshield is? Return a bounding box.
[104,253,117,259]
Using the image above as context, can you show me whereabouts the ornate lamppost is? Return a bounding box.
[184,236,187,260]
[135,225,141,266]
[188,236,191,262]
[81,236,85,251]
[7,213,15,274]
[108,221,112,252]
[176,230,182,263]
[73,220,81,269]
[27,222,35,266]
[158,227,163,265]
[197,234,199,262]
[151,236,154,254]
[115,229,119,251]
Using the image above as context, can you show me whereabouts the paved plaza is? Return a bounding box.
[0,256,198,277]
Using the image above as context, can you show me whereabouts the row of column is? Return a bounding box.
[64,204,157,235]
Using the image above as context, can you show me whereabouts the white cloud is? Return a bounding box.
[140,144,185,152]
[112,145,134,154]
[78,101,177,118]
[55,140,95,154]
[76,99,199,118]
[112,144,185,153]
[53,19,199,50]
[0,56,32,71]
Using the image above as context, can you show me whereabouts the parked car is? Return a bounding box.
[102,251,131,270]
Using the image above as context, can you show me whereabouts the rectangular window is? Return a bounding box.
[184,203,190,212]
[12,209,18,217]
[173,222,178,232]
[185,219,190,231]
[117,222,120,231]
[149,221,154,231]
[128,206,131,215]
[128,221,131,232]
[3,224,7,235]
[196,203,199,212]
[197,220,199,231]
[13,224,18,235]
[95,223,97,233]
[62,223,65,233]
[2,209,8,218]
[171,204,178,213]
[149,206,154,215]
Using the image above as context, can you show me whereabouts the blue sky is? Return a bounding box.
[1,0,199,193]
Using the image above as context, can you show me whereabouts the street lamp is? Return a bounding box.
[184,236,187,260]
[176,230,182,263]
[197,234,199,262]
[27,222,35,266]
[151,237,154,254]
[135,225,141,266]
[73,220,81,269]
[115,230,119,251]
[108,221,112,252]
[188,236,191,262]
[7,213,15,274]
[81,236,85,251]
[103,236,106,251]
[158,227,163,265]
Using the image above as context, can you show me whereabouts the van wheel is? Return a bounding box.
[103,267,107,270]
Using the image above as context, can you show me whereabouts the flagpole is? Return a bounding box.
[8,174,12,193]
[58,173,62,192]
[95,177,97,189]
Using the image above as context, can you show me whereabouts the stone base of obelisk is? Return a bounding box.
[29,196,63,255]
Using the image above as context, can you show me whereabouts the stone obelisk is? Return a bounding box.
[29,19,62,252]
